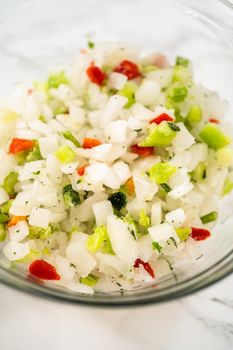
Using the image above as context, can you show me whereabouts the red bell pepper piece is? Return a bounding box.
[131,144,154,157]
[191,227,211,241]
[209,118,220,124]
[114,60,140,80]
[29,260,60,280]
[82,138,102,149]
[9,138,35,154]
[77,164,88,176]
[86,65,106,86]
[134,258,155,278]
[149,113,174,124]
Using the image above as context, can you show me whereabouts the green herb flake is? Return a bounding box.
[62,131,81,148]
[152,241,162,253]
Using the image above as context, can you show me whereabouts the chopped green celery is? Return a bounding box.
[47,71,68,89]
[39,115,46,122]
[175,56,190,67]
[16,249,41,263]
[28,226,52,240]
[139,209,150,228]
[142,65,158,73]
[186,106,202,126]
[176,227,191,241]
[62,184,80,208]
[149,162,177,184]
[173,66,192,84]
[15,151,29,165]
[80,274,99,286]
[50,223,60,233]
[1,110,18,123]
[0,200,13,214]
[88,41,95,49]
[55,145,76,163]
[26,143,42,162]
[0,213,9,224]
[3,171,18,197]
[167,84,188,103]
[222,177,233,196]
[174,109,185,123]
[42,247,51,256]
[216,147,233,167]
[0,224,6,242]
[53,104,67,115]
[160,183,171,193]
[152,241,162,253]
[119,82,137,108]
[139,121,178,147]
[199,123,231,150]
[62,131,81,148]
[33,81,49,93]
[123,214,142,239]
[200,211,218,224]
[190,162,206,182]
[86,225,114,254]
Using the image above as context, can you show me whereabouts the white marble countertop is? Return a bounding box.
[0,274,233,350]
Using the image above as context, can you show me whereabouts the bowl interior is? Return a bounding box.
[0,0,233,304]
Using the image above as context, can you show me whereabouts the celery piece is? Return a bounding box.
[47,71,68,89]
[55,145,76,163]
[175,227,191,241]
[190,162,206,182]
[142,65,158,73]
[139,121,177,147]
[15,151,29,165]
[139,209,150,228]
[63,184,80,208]
[199,123,231,150]
[152,241,162,253]
[173,66,192,84]
[222,177,233,196]
[0,213,9,224]
[0,224,6,242]
[16,249,40,263]
[200,211,218,224]
[0,200,13,214]
[80,274,99,286]
[88,41,95,49]
[167,84,188,103]
[216,147,233,167]
[149,162,177,184]
[28,226,52,240]
[26,143,42,162]
[62,131,81,148]
[123,214,142,239]
[186,105,202,126]
[86,225,114,254]
[119,82,137,108]
[3,172,18,197]
[175,56,190,67]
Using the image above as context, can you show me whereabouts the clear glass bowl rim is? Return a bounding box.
[0,0,232,305]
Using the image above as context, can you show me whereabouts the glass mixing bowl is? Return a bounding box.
[0,0,233,305]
